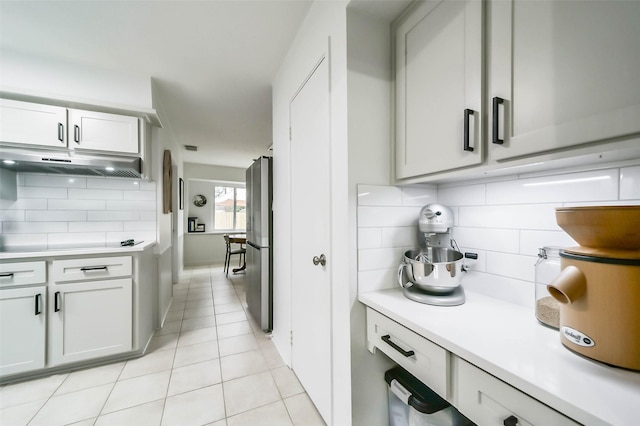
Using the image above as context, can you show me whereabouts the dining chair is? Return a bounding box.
[224,234,246,275]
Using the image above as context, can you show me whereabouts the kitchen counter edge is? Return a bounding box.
[0,241,156,260]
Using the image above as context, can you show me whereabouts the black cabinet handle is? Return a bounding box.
[35,294,42,315]
[54,291,61,312]
[58,123,64,142]
[492,97,505,144]
[503,415,519,426]
[74,125,80,143]
[381,334,415,357]
[0,273,14,278]
[80,266,108,272]
[463,109,474,152]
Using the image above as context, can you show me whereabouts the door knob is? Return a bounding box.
[312,254,326,266]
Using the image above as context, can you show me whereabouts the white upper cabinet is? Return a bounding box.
[488,0,640,161]
[0,99,67,148]
[1,98,140,155]
[395,0,483,179]
[69,109,139,154]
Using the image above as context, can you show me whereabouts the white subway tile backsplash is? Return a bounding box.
[68,189,124,200]
[358,268,398,293]
[380,227,419,248]
[23,175,87,188]
[123,221,156,231]
[485,252,537,282]
[123,190,155,201]
[486,169,619,205]
[458,204,559,230]
[358,247,405,271]
[400,186,437,206]
[519,230,577,256]
[357,206,421,228]
[357,164,639,306]
[437,184,486,206]
[48,233,106,246]
[451,227,520,253]
[17,186,68,199]
[87,178,145,190]
[1,234,47,248]
[0,210,24,222]
[357,185,402,206]
[48,199,107,210]
[620,165,640,200]
[68,222,123,232]
[0,199,47,210]
[107,200,156,211]
[0,173,156,248]
[358,228,382,249]
[26,210,87,222]
[3,221,68,234]
[88,211,140,221]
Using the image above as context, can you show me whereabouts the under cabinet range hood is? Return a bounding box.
[0,147,142,178]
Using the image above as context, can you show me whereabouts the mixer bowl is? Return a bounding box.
[398,247,464,294]
[556,206,640,250]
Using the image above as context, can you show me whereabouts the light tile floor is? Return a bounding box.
[0,265,326,426]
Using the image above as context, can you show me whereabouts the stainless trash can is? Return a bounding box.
[385,366,474,426]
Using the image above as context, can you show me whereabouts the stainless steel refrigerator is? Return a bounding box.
[245,156,273,331]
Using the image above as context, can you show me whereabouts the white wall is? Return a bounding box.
[0,173,156,249]
[272,1,351,424]
[346,8,396,426]
[357,164,640,306]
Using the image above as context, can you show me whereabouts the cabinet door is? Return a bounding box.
[50,278,132,366]
[68,109,139,154]
[489,0,640,161]
[0,99,67,148]
[395,0,483,179]
[0,286,46,376]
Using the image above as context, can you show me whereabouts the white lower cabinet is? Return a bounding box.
[0,286,46,376]
[454,357,578,426]
[49,256,133,366]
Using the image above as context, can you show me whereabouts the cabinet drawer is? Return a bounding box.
[455,358,579,426]
[366,307,449,399]
[0,261,47,287]
[52,256,132,282]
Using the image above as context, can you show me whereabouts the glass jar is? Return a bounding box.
[535,247,562,329]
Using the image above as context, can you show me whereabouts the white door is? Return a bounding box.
[68,109,139,154]
[290,57,332,422]
[50,278,132,366]
[0,98,67,148]
[0,286,46,376]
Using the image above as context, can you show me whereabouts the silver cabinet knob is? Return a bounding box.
[312,254,326,266]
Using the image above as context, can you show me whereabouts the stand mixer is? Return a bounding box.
[398,204,476,306]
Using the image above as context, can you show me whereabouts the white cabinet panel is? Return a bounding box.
[366,307,449,399]
[0,261,47,288]
[68,109,139,154]
[0,99,67,148]
[455,357,579,426]
[51,256,132,283]
[0,286,46,376]
[395,0,483,179]
[49,278,132,366]
[488,0,640,161]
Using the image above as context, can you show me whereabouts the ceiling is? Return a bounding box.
[0,0,314,169]
[0,0,410,170]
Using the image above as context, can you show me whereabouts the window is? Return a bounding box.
[214,186,246,231]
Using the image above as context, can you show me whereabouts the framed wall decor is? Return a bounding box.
[179,178,184,210]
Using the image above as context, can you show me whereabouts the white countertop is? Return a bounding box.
[0,240,156,260]
[359,288,640,426]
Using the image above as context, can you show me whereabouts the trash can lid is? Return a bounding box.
[385,366,450,414]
